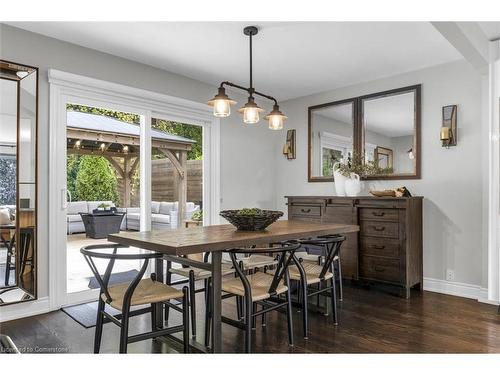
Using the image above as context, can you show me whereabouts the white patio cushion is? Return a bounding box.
[126,207,140,214]
[0,208,12,225]
[127,213,140,221]
[152,213,170,224]
[186,202,195,211]
[159,202,176,215]
[67,214,83,223]
[151,201,160,214]
[67,201,88,214]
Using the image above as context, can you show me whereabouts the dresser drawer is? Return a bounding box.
[360,237,400,258]
[359,207,398,222]
[360,256,401,283]
[290,205,321,217]
[360,220,399,238]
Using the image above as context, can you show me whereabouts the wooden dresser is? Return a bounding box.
[286,196,423,298]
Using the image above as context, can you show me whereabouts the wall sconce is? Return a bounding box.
[283,129,296,160]
[122,145,129,154]
[74,139,82,149]
[441,105,457,148]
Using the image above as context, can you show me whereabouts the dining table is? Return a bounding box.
[108,219,359,353]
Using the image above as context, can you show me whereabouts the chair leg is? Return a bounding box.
[182,286,190,353]
[236,295,243,321]
[188,271,197,338]
[93,298,105,353]
[337,256,343,302]
[151,303,157,332]
[5,250,11,286]
[244,295,253,353]
[330,277,338,325]
[252,302,257,330]
[301,281,309,339]
[204,278,211,348]
[165,262,172,323]
[286,291,294,347]
[119,309,130,354]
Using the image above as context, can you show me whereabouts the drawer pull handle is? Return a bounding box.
[301,208,311,213]
[372,212,385,217]
[373,226,386,231]
[374,266,385,272]
[371,245,385,249]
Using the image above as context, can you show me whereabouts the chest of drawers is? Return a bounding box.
[286,196,423,298]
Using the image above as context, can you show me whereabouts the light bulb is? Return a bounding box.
[243,106,260,124]
[213,99,230,117]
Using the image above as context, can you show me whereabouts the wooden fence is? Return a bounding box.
[117,159,202,207]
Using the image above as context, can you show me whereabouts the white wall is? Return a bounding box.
[0,24,277,300]
[275,60,484,287]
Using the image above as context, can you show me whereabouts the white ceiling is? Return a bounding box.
[479,22,500,41]
[9,22,463,101]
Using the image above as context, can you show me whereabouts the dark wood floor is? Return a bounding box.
[1,284,499,353]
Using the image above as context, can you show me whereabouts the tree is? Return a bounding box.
[152,119,202,160]
[0,157,16,205]
[75,156,119,204]
[67,154,81,201]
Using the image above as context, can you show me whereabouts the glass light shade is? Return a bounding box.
[268,114,284,130]
[213,99,231,117]
[243,106,260,124]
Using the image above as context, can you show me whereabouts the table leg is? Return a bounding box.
[155,257,164,328]
[210,251,222,353]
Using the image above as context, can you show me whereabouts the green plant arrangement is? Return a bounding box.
[237,208,263,216]
[191,210,203,221]
[334,153,393,177]
[98,203,111,210]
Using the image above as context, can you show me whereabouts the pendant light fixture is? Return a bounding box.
[207,26,287,130]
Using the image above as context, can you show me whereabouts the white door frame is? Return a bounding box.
[48,70,220,309]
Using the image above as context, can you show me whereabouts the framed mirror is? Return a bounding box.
[308,99,357,181]
[0,60,38,306]
[308,84,421,181]
[361,85,421,179]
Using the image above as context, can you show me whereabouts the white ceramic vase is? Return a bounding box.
[344,173,361,196]
[333,168,347,196]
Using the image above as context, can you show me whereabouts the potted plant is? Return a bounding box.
[191,210,203,222]
[334,153,393,196]
[97,203,110,211]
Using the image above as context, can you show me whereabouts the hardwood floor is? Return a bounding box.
[1,284,499,353]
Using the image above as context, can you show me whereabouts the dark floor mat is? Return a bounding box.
[87,269,139,289]
[61,301,121,328]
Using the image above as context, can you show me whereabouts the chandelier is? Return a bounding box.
[207,26,287,130]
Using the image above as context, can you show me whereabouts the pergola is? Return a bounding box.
[66,111,195,224]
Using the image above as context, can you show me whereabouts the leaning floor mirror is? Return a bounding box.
[0,60,38,305]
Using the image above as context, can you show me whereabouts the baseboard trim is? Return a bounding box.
[423,277,499,305]
[0,297,50,322]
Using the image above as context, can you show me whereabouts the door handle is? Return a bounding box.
[372,245,385,249]
[301,208,311,213]
[373,226,386,231]
[372,211,385,217]
[374,266,385,272]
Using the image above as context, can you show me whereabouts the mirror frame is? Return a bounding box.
[308,98,359,182]
[308,84,421,182]
[0,59,39,306]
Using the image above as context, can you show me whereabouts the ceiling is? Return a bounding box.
[9,22,463,101]
[479,22,500,41]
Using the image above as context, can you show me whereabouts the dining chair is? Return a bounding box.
[1,228,16,286]
[205,243,300,353]
[165,253,234,339]
[289,235,346,339]
[80,244,190,354]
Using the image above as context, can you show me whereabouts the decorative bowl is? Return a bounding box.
[220,209,283,231]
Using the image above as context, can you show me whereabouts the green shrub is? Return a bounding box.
[75,156,119,204]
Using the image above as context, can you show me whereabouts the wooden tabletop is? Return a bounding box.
[108,220,359,256]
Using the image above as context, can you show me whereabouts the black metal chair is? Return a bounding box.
[80,244,190,354]
[290,235,346,339]
[206,243,300,353]
[1,228,16,286]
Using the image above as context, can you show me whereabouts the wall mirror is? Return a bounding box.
[0,60,38,306]
[361,85,420,179]
[308,84,420,182]
[308,99,356,181]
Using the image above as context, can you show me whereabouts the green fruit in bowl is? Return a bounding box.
[237,208,263,216]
